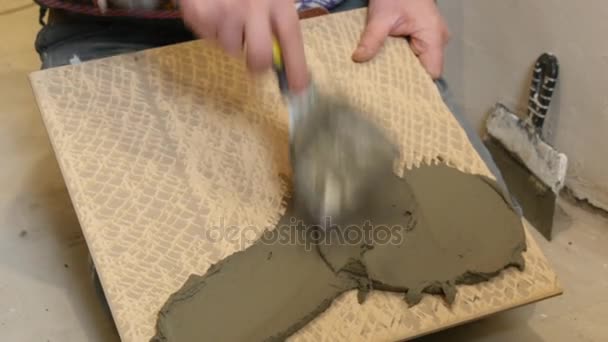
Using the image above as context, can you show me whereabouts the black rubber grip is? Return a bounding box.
[275,67,289,95]
[528,53,559,129]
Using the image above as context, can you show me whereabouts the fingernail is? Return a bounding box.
[352,46,369,62]
[354,46,368,56]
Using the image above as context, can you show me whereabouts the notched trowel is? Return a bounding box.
[484,53,567,240]
[272,41,397,225]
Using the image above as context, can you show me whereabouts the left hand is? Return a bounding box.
[351,0,450,79]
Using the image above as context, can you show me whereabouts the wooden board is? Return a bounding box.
[29,9,561,342]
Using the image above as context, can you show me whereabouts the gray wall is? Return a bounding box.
[438,0,608,210]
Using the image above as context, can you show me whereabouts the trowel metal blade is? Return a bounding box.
[484,137,556,240]
[289,91,397,225]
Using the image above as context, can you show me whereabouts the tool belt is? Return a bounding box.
[34,0,341,20]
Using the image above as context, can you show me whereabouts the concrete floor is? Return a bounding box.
[1,5,607,342]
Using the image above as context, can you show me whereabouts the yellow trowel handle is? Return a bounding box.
[272,39,283,69]
[272,39,289,94]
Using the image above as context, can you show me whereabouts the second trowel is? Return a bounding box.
[272,41,397,225]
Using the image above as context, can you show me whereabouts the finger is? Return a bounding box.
[352,18,392,63]
[181,0,217,40]
[218,16,245,57]
[271,3,309,93]
[97,0,107,13]
[244,5,273,73]
[410,35,444,79]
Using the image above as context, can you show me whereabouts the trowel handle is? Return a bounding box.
[272,39,290,95]
[527,53,559,130]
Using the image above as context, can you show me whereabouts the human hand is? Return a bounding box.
[352,0,449,79]
[179,0,310,92]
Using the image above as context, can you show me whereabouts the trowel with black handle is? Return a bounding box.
[272,40,397,225]
[484,53,567,240]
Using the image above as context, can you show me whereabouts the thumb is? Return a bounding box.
[352,19,392,63]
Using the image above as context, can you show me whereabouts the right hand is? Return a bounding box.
[179,0,310,93]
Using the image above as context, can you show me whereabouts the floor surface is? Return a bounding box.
[1,5,607,342]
